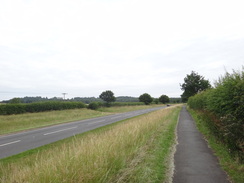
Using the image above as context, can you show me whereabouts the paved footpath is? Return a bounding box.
[173,106,230,183]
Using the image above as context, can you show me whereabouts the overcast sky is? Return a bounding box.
[0,0,243,101]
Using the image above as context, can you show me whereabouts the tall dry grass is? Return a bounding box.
[0,105,181,183]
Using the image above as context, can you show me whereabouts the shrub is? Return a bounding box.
[188,68,244,162]
[88,102,100,110]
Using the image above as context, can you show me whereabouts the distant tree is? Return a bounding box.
[9,98,21,104]
[116,96,139,102]
[139,93,153,105]
[159,95,169,104]
[169,97,182,103]
[99,90,116,106]
[154,98,159,104]
[180,71,211,102]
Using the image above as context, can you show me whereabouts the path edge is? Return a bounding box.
[164,106,182,183]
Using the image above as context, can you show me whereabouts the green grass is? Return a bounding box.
[97,104,165,113]
[0,105,181,183]
[0,105,165,135]
[188,108,244,183]
[0,108,109,135]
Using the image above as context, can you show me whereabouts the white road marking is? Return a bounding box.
[111,116,122,120]
[0,140,21,147]
[87,119,106,124]
[43,127,77,136]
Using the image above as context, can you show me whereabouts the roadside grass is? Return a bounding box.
[0,105,181,183]
[97,104,165,113]
[188,108,244,183]
[0,105,164,135]
[0,108,109,135]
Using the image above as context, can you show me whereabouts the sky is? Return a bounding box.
[0,0,243,101]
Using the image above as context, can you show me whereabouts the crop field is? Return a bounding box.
[0,105,181,183]
[0,105,164,135]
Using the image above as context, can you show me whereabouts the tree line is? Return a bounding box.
[2,95,181,105]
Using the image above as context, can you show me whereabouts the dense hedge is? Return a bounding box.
[0,101,86,115]
[188,69,244,161]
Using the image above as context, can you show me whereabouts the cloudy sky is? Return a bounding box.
[0,0,243,101]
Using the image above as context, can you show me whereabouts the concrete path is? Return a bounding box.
[173,106,230,183]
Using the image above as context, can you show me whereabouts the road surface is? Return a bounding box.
[173,106,230,183]
[0,106,166,159]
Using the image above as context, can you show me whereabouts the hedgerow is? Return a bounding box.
[188,68,244,162]
[0,101,86,115]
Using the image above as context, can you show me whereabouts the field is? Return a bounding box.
[0,105,181,183]
[0,105,163,135]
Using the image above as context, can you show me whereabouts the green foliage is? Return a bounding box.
[159,95,170,104]
[72,97,103,104]
[188,68,244,162]
[9,98,21,104]
[180,71,211,102]
[188,108,244,183]
[3,96,140,104]
[0,104,26,115]
[0,102,86,115]
[88,102,101,110]
[99,90,116,105]
[110,102,144,106]
[154,98,159,104]
[139,93,153,105]
[169,97,182,103]
[115,96,139,102]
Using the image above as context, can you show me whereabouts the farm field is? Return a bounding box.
[0,105,181,183]
[0,105,164,135]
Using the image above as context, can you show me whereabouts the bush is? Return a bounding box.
[188,89,210,110]
[0,104,26,115]
[188,68,244,162]
[0,101,86,115]
[88,102,100,110]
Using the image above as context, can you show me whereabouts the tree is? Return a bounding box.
[99,90,116,106]
[180,71,211,102]
[159,94,169,104]
[154,98,159,104]
[139,93,153,105]
[9,98,21,104]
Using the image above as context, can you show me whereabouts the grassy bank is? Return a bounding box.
[188,108,244,183]
[0,105,165,135]
[0,108,109,135]
[97,104,165,113]
[0,105,181,183]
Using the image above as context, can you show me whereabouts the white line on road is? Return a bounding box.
[111,116,122,120]
[87,119,106,124]
[43,127,78,136]
[0,140,21,147]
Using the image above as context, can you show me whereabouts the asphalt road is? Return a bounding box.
[173,106,230,183]
[0,106,166,159]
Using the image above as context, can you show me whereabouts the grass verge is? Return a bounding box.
[188,108,244,183]
[96,104,165,113]
[0,105,181,183]
[0,105,165,135]
[0,108,109,135]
